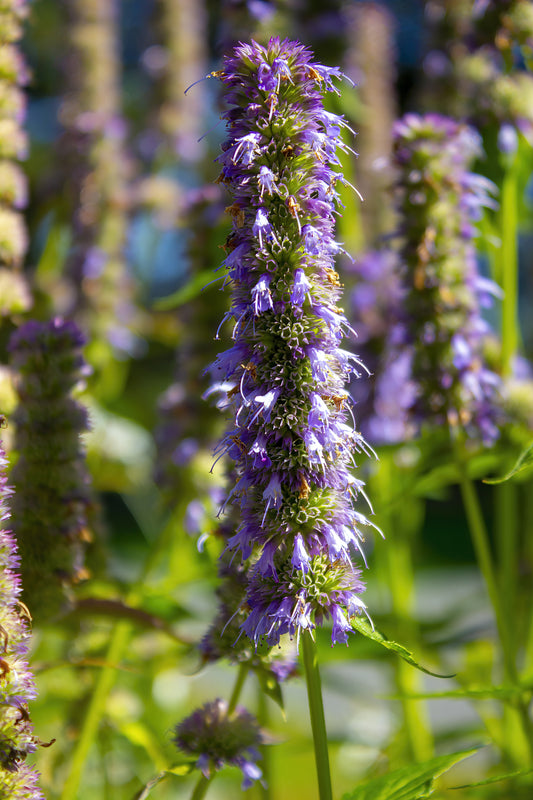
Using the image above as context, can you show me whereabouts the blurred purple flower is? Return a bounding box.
[390,113,502,444]
[9,318,93,619]
[174,699,263,790]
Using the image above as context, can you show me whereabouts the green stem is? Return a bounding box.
[456,463,515,680]
[188,664,250,800]
[228,662,249,713]
[377,454,433,762]
[523,487,533,681]
[396,649,434,762]
[496,482,518,656]
[500,160,519,377]
[301,631,333,800]
[495,480,524,762]
[190,774,213,800]
[456,455,533,763]
[256,683,272,800]
[60,620,131,800]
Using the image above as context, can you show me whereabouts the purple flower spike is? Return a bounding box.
[9,318,93,619]
[388,113,502,444]
[0,444,44,797]
[207,38,374,648]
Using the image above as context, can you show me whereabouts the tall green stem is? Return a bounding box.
[60,620,131,800]
[301,631,333,800]
[376,453,433,762]
[190,775,213,800]
[523,487,533,682]
[228,663,249,713]
[497,159,520,633]
[496,482,518,655]
[456,463,512,676]
[256,683,272,800]
[493,123,532,768]
[500,160,519,377]
[455,452,533,763]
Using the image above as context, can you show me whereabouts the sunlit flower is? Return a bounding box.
[207,38,372,647]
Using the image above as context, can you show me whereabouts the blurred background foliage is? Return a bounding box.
[1,1,533,799]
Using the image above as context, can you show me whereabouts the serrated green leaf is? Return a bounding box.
[483,442,533,484]
[341,748,479,800]
[352,617,454,678]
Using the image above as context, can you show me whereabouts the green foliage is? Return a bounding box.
[351,617,454,679]
[341,748,479,800]
[483,441,533,484]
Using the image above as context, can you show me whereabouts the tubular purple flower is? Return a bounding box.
[258,165,276,196]
[291,269,312,306]
[301,224,321,255]
[307,347,329,383]
[249,435,271,469]
[291,533,310,573]
[252,207,277,249]
[251,274,273,314]
[230,132,263,165]
[262,473,283,519]
[207,38,373,648]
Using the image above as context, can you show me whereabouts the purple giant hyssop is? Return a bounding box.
[207,38,375,649]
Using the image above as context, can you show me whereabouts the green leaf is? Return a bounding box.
[119,721,168,771]
[341,748,479,800]
[132,771,167,800]
[451,767,533,790]
[483,442,533,484]
[352,617,454,678]
[389,684,531,701]
[409,451,501,497]
[132,763,195,800]
[166,763,196,777]
[35,220,71,278]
